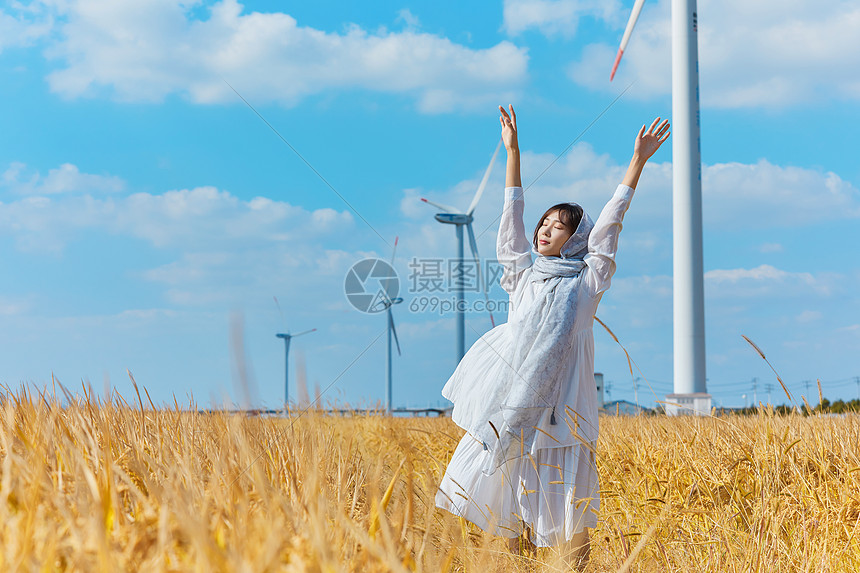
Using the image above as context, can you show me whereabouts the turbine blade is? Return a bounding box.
[273,296,287,331]
[389,310,401,356]
[466,223,481,272]
[611,0,646,81]
[467,139,502,216]
[389,236,399,265]
[466,224,496,328]
[610,49,625,82]
[292,328,316,338]
[420,197,462,214]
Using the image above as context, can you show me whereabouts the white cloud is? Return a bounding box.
[42,0,528,113]
[2,162,125,195]
[138,246,355,306]
[797,310,822,323]
[395,9,420,30]
[502,0,621,37]
[705,264,834,298]
[395,316,453,339]
[566,0,860,108]
[601,273,673,328]
[0,295,33,316]
[611,274,673,299]
[0,161,386,321]
[0,166,354,253]
[0,3,52,53]
[759,243,783,254]
[707,265,800,283]
[116,308,179,321]
[142,252,232,286]
[706,161,860,226]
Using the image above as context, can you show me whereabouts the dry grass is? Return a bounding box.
[2,387,860,572]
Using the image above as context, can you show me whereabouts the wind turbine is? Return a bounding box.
[421,140,501,363]
[369,237,403,415]
[611,0,710,414]
[275,326,316,409]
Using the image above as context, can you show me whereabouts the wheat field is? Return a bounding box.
[1,385,859,572]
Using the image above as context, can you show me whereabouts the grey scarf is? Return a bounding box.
[472,205,595,475]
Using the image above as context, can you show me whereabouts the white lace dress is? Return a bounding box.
[434,183,635,547]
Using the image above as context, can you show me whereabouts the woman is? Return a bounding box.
[434,105,670,563]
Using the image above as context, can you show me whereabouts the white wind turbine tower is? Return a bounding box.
[370,237,403,415]
[611,0,711,415]
[421,141,501,363]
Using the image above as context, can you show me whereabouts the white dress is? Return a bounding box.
[434,183,635,547]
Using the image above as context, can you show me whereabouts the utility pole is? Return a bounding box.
[855,376,860,401]
[752,377,758,406]
[765,383,774,405]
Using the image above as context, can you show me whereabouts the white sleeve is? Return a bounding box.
[496,186,534,295]
[583,184,635,296]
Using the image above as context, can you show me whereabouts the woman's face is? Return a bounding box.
[537,209,574,257]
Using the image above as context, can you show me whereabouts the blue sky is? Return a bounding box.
[1,0,858,410]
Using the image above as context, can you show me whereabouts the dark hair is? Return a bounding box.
[532,203,583,251]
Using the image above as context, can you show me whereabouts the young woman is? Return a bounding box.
[435,105,670,563]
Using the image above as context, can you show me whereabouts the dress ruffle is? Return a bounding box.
[435,432,599,547]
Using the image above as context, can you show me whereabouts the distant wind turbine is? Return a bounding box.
[275,329,315,408]
[370,237,403,415]
[421,140,501,363]
[274,298,316,409]
[610,0,709,412]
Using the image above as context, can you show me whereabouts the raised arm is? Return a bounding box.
[584,117,670,295]
[496,105,532,294]
[500,105,521,188]
[622,117,670,190]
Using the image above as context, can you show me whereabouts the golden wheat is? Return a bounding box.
[1,387,859,571]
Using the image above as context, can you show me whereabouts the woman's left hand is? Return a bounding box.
[634,117,670,162]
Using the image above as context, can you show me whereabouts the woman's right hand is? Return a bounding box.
[499,105,518,151]
[633,117,670,162]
